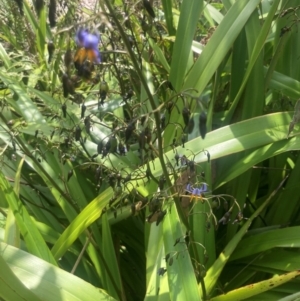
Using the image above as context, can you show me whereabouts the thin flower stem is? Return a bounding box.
[102,0,172,189]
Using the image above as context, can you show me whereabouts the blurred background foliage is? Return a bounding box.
[1,0,300,300]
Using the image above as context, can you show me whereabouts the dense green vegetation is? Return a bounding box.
[1,0,300,300]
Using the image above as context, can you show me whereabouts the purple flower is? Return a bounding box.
[200,183,207,193]
[185,183,208,195]
[186,183,192,193]
[192,188,201,196]
[75,29,101,63]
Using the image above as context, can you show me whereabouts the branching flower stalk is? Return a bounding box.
[102,0,173,191]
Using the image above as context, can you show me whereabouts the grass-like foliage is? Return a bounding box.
[1,0,300,300]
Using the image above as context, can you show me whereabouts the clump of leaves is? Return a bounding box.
[1,1,300,301]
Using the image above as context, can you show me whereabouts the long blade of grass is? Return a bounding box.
[163,202,202,300]
[0,252,42,301]
[161,0,176,35]
[169,0,204,90]
[0,169,57,266]
[225,0,281,122]
[183,0,261,95]
[229,226,300,261]
[4,157,24,247]
[102,213,125,301]
[210,270,300,301]
[51,188,112,260]
[215,136,300,188]
[0,242,117,301]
